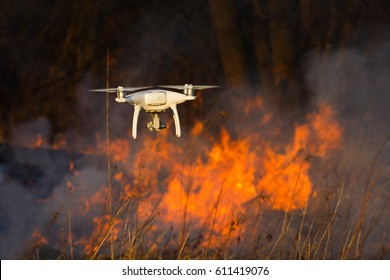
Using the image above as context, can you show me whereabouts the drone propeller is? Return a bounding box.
[89,86,152,103]
[89,86,152,92]
[158,85,220,90]
[89,88,118,93]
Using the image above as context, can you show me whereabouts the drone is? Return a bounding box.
[90,84,219,139]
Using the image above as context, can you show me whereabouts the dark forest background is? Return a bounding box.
[1,0,390,142]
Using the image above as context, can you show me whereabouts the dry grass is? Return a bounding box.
[24,67,389,259]
[43,151,387,260]
[24,140,390,260]
[24,135,390,260]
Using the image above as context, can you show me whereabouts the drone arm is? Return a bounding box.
[132,104,141,139]
[170,104,181,137]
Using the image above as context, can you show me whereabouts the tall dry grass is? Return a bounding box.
[56,145,388,260]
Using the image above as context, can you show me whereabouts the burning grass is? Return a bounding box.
[17,98,388,260]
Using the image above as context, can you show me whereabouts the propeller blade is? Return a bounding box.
[89,86,152,92]
[122,86,153,91]
[158,85,185,90]
[192,85,220,90]
[158,85,220,90]
[89,88,118,93]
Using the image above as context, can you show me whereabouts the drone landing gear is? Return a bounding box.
[147,112,166,131]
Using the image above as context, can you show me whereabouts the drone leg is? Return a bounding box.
[132,104,141,139]
[170,104,181,137]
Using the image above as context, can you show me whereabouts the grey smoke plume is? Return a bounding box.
[1,36,390,259]
[304,40,390,258]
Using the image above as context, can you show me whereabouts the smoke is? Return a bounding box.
[2,33,390,259]
[0,147,108,259]
[304,40,390,167]
[11,117,52,148]
[0,108,110,258]
[306,37,390,129]
[304,39,390,257]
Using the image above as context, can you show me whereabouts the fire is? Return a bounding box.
[159,129,258,231]
[260,103,343,210]
[244,95,264,115]
[24,134,47,149]
[191,121,204,137]
[260,125,312,211]
[31,229,49,248]
[78,100,342,255]
[21,94,342,257]
[310,103,343,156]
[108,139,131,163]
[120,102,341,247]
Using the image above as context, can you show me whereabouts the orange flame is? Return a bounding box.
[119,102,342,246]
[32,98,342,255]
[31,229,48,246]
[24,134,47,149]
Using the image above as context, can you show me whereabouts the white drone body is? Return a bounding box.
[90,84,218,139]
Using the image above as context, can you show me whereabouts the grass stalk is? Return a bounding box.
[205,180,224,257]
[105,47,114,260]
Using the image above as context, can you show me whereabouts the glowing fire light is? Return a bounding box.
[23,96,342,257]
[82,102,341,254]
[24,134,47,149]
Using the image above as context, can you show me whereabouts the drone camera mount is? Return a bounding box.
[147,112,166,131]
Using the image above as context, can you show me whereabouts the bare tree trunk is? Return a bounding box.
[250,0,272,88]
[268,0,305,106]
[208,0,250,90]
[59,1,98,79]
